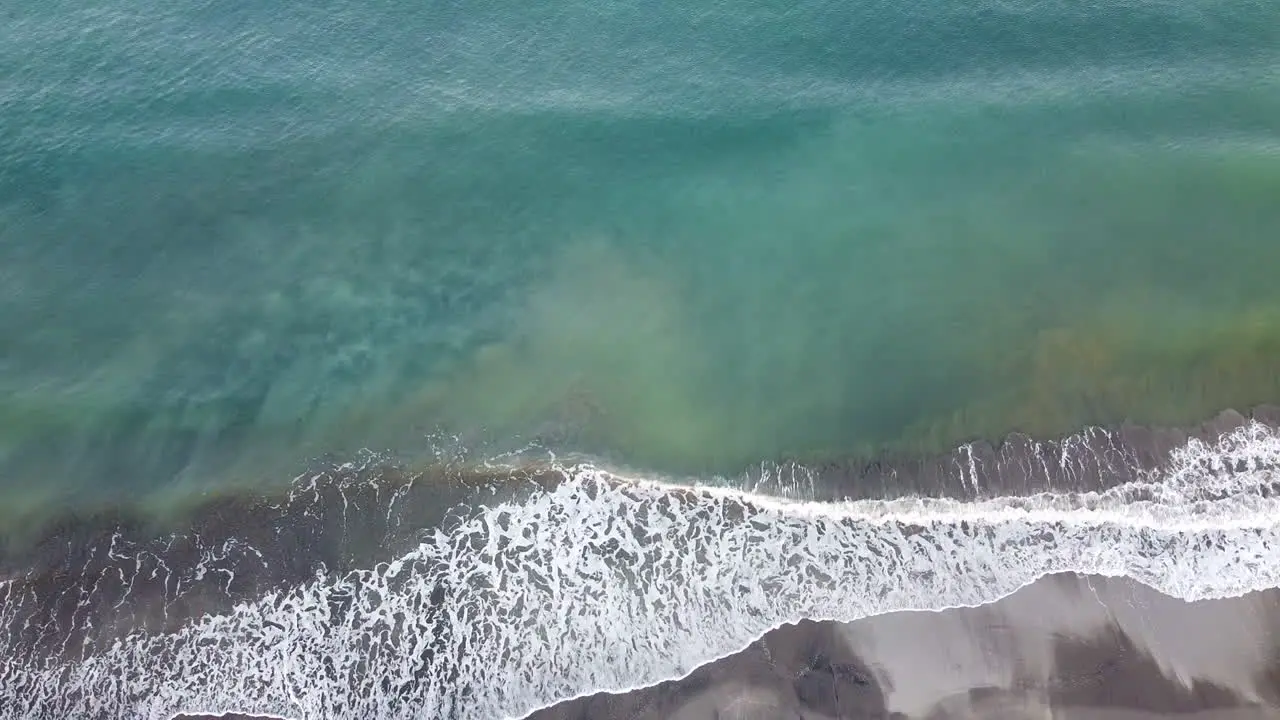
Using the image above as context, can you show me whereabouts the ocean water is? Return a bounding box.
[3,0,1280,717]
[4,0,1280,508]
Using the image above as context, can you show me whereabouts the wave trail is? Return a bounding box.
[3,422,1280,719]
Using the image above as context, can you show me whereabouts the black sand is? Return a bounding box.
[5,408,1280,718]
[172,574,1280,720]
[523,573,1280,720]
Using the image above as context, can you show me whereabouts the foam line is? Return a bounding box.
[4,423,1280,720]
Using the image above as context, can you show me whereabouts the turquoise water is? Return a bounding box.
[3,0,1280,513]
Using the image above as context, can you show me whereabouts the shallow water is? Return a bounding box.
[3,0,1280,508]
[5,421,1280,719]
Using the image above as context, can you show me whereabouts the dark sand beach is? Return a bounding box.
[172,572,1280,720]
[3,410,1277,719]
[524,573,1280,720]
[4,408,1275,667]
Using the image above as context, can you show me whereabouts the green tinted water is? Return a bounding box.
[3,0,1280,514]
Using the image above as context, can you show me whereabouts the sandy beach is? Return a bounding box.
[173,571,1280,720]
[525,572,1280,720]
[9,415,1279,719]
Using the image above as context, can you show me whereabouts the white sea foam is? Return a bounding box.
[6,422,1280,720]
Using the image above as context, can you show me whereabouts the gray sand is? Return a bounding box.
[171,575,1280,720]
[525,573,1280,720]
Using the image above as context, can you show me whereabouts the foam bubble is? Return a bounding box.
[5,423,1280,720]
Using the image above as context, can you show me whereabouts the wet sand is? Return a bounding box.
[525,573,1280,720]
[175,573,1280,720]
[7,409,1280,719]
[7,408,1276,674]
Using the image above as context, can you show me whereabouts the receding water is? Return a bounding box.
[3,0,1280,515]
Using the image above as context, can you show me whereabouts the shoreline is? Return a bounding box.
[4,407,1278,657]
[523,572,1280,720]
[6,403,1279,550]
[2,407,1279,718]
[167,571,1280,720]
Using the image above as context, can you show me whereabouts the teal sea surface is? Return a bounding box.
[3,0,1280,518]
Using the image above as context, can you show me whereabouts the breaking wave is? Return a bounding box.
[4,422,1280,720]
